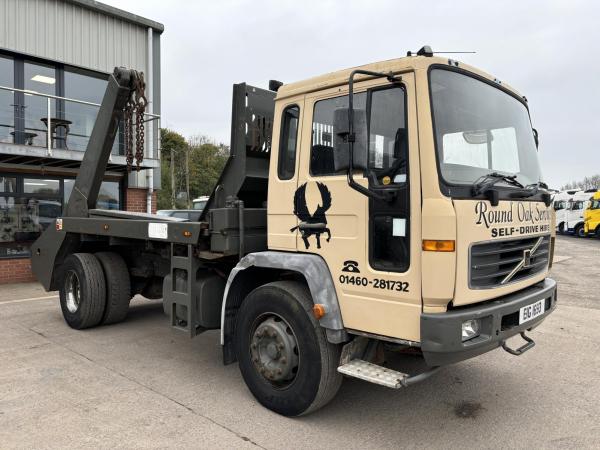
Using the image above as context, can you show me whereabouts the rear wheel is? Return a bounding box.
[59,253,106,329]
[235,281,342,416]
[95,252,131,325]
[557,222,565,235]
[575,224,586,238]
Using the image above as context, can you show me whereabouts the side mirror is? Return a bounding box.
[463,130,491,145]
[333,108,368,172]
[532,128,539,149]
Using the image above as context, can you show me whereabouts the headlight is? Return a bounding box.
[461,319,481,342]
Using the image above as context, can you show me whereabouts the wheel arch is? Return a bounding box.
[221,251,346,364]
[574,221,586,236]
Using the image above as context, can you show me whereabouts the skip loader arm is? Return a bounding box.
[31,67,145,290]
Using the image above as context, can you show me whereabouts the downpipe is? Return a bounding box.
[147,171,153,214]
[146,26,154,214]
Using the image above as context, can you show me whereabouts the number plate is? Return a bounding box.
[519,299,545,325]
[148,222,168,239]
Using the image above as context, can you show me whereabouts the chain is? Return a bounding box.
[124,71,148,172]
[124,99,134,170]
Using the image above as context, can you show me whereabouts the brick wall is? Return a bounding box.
[125,188,157,213]
[0,258,35,284]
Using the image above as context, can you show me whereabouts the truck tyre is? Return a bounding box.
[235,281,342,416]
[557,222,565,235]
[574,224,586,238]
[95,252,131,325]
[59,253,106,330]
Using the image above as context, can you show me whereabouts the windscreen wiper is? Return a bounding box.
[519,181,552,206]
[523,181,549,193]
[472,172,524,196]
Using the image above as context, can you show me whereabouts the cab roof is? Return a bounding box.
[276,55,523,101]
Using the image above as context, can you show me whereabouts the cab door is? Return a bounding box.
[296,73,422,342]
[267,97,304,250]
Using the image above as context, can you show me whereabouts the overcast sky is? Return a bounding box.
[104,0,599,189]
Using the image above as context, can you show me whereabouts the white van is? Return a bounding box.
[192,196,209,211]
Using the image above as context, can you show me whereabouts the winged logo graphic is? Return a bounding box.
[290,182,332,249]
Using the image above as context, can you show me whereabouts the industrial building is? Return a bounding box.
[0,0,162,282]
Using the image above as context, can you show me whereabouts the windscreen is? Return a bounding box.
[430,69,542,189]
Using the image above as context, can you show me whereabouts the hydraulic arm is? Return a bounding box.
[31,67,145,289]
[66,68,145,217]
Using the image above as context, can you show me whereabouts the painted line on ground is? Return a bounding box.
[0,295,58,305]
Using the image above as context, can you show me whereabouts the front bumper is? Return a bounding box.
[420,278,557,366]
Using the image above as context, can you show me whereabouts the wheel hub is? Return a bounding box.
[250,315,299,384]
[64,270,81,313]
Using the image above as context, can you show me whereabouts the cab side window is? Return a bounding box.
[278,105,300,180]
[310,93,366,176]
[368,87,407,186]
[367,86,409,272]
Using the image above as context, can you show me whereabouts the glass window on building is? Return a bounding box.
[0,174,121,258]
[0,176,17,192]
[63,179,121,210]
[64,70,120,153]
[0,176,62,258]
[0,56,14,144]
[23,178,60,195]
[24,61,58,148]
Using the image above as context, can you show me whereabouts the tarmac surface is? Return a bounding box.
[1,235,599,449]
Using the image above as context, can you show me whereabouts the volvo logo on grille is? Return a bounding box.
[501,236,544,285]
[522,249,532,268]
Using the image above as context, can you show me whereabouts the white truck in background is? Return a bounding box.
[553,190,579,234]
[566,190,594,237]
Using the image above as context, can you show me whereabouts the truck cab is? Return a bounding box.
[566,190,593,237]
[554,190,579,234]
[267,54,555,362]
[584,190,600,237]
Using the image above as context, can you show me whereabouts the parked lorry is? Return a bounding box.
[553,189,579,234]
[565,190,593,237]
[584,190,600,237]
[31,47,557,416]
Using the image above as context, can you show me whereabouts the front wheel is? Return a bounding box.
[235,281,342,416]
[575,224,586,238]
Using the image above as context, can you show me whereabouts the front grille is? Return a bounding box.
[470,235,550,288]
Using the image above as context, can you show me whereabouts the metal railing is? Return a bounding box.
[0,84,160,159]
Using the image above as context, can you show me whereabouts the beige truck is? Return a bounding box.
[32,46,557,417]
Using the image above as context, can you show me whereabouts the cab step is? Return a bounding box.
[337,359,409,389]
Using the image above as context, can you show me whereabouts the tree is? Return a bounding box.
[156,129,229,210]
[186,135,228,200]
[561,174,600,191]
[157,128,186,210]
